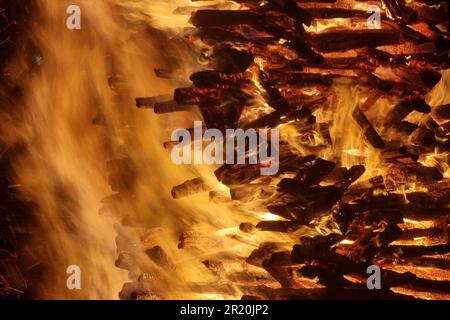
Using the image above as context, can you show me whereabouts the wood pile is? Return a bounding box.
[117,0,450,299]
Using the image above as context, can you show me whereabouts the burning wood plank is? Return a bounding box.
[171,177,211,199]
[309,29,401,52]
[352,106,386,149]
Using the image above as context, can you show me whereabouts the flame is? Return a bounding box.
[0,0,293,299]
[1,0,448,300]
[314,80,383,178]
[305,18,367,33]
[260,212,282,221]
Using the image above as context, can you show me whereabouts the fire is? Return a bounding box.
[1,0,228,299]
[260,212,282,221]
[1,0,449,300]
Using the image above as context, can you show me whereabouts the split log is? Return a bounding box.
[352,106,385,149]
[256,221,300,233]
[174,87,221,106]
[294,157,336,186]
[306,8,385,19]
[309,29,401,52]
[191,10,265,28]
[384,97,431,129]
[213,46,254,73]
[380,256,450,270]
[172,177,211,199]
[258,70,291,112]
[347,175,384,193]
[190,70,250,89]
[384,243,450,258]
[136,94,172,108]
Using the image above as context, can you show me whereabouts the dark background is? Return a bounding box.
[0,0,37,300]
